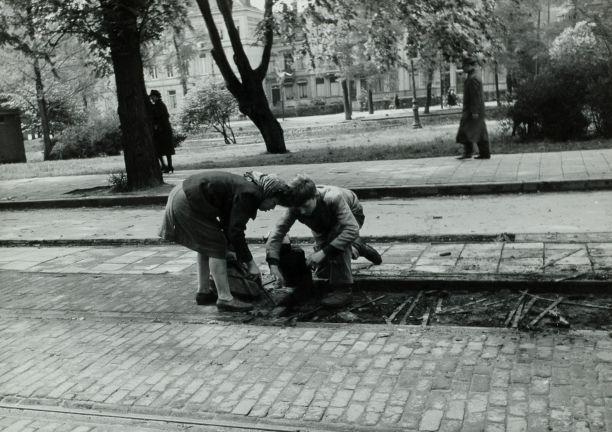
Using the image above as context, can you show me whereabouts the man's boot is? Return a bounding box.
[352,238,382,265]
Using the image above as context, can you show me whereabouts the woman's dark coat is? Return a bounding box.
[151,100,175,156]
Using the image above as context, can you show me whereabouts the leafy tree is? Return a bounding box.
[43,0,190,190]
[0,0,67,159]
[178,82,238,144]
[193,0,286,153]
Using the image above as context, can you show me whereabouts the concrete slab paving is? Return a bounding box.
[1,191,612,244]
[1,149,611,204]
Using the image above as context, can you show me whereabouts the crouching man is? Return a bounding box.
[266,175,382,307]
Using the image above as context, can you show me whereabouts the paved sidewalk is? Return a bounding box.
[0,268,610,431]
[1,241,610,282]
[1,149,611,206]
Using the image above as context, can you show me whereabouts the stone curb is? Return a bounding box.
[2,178,612,210]
[0,233,511,248]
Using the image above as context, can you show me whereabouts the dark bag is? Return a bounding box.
[279,244,313,300]
[210,259,262,301]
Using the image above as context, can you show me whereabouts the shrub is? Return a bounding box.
[510,70,589,141]
[177,82,238,144]
[49,113,122,160]
[107,171,129,192]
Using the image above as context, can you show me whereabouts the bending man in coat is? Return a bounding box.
[266,175,382,308]
[456,57,490,159]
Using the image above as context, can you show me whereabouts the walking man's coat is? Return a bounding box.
[456,62,490,158]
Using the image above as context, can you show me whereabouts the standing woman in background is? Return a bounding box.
[149,89,175,173]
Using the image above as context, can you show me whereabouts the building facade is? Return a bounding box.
[144,0,506,115]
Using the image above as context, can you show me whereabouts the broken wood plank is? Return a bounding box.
[399,290,423,325]
[504,291,528,327]
[523,292,612,311]
[553,272,589,282]
[547,308,570,327]
[385,298,411,325]
[541,248,582,269]
[511,298,526,329]
[437,297,487,315]
[529,297,564,327]
[435,297,444,314]
[520,297,538,322]
[421,303,432,327]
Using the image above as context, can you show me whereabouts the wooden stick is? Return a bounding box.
[529,297,564,327]
[421,303,432,327]
[553,272,589,282]
[547,308,570,327]
[520,297,538,322]
[522,292,612,311]
[437,297,487,315]
[541,248,582,269]
[385,298,411,324]
[346,295,386,313]
[435,297,444,314]
[399,290,423,325]
[510,301,522,328]
[504,292,528,327]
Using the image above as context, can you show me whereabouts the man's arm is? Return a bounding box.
[467,77,482,119]
[325,191,360,254]
[266,209,298,266]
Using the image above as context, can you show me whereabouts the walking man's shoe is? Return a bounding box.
[456,154,473,160]
[353,238,382,265]
[474,154,491,159]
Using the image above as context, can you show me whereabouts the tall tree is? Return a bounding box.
[193,0,286,153]
[0,0,67,159]
[44,0,189,190]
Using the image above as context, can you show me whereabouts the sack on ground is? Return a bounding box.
[209,260,262,301]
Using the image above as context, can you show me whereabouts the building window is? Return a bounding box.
[284,83,294,100]
[283,53,293,73]
[298,82,308,99]
[329,76,340,96]
[315,77,325,96]
[166,64,174,78]
[149,66,158,79]
[168,90,177,109]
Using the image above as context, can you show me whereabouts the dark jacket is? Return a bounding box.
[456,73,489,145]
[266,185,361,265]
[182,171,262,262]
[151,100,175,156]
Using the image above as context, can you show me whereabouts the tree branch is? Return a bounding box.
[193,0,242,93]
[216,0,253,77]
[255,0,274,80]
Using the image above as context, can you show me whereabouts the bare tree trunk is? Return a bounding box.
[172,30,189,96]
[424,68,433,114]
[194,0,286,153]
[439,64,445,109]
[341,79,352,120]
[494,61,501,106]
[33,59,53,160]
[368,88,374,114]
[101,0,162,190]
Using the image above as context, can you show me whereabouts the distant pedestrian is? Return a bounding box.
[266,175,382,308]
[394,94,400,109]
[447,89,457,107]
[149,89,175,173]
[455,57,490,159]
[159,171,291,312]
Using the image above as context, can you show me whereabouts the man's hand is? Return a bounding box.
[306,250,326,268]
[269,265,285,288]
[246,260,261,277]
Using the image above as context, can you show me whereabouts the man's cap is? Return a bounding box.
[149,89,161,98]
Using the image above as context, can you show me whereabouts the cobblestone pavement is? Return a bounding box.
[2,191,612,243]
[0,241,611,281]
[2,149,611,202]
[0,267,611,431]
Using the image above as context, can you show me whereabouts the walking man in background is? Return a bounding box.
[456,56,490,159]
